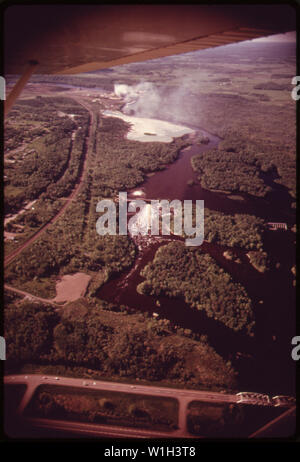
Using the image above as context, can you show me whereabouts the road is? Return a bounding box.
[5,373,237,438]
[4,283,60,306]
[4,97,96,268]
[5,374,296,438]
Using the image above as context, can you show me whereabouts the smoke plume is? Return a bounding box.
[114,80,196,127]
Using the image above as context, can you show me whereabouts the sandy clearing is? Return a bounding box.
[53,273,91,303]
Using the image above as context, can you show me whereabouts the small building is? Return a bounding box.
[267,222,288,231]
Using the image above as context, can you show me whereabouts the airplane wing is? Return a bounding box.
[4,4,295,75]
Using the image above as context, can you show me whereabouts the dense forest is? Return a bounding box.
[218,134,296,200]
[4,297,237,390]
[186,207,266,250]
[204,209,266,250]
[137,242,254,334]
[191,132,295,201]
[191,147,271,198]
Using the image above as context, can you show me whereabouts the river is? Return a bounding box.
[97,119,296,395]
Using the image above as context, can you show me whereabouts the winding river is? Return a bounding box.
[97,119,296,395]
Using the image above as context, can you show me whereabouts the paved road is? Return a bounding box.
[5,374,237,438]
[4,97,96,268]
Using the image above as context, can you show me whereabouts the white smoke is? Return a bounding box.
[114,84,131,97]
[114,82,161,116]
[114,80,195,125]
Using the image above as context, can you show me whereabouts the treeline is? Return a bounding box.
[137,242,254,334]
[181,205,266,250]
[22,74,114,90]
[5,299,237,390]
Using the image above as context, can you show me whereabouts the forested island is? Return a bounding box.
[191,133,295,201]
[137,242,254,334]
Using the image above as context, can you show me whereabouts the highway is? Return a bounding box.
[6,373,295,439]
[5,373,237,438]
